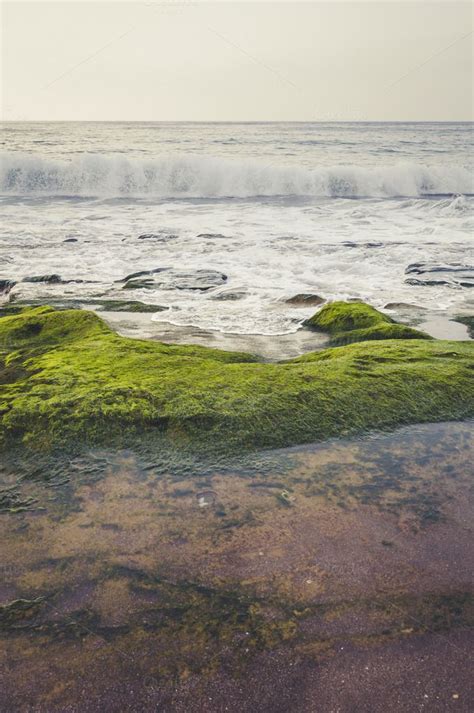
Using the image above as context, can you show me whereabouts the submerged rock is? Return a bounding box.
[119,268,168,283]
[342,241,383,248]
[384,302,426,311]
[197,233,229,240]
[286,294,325,307]
[0,280,16,295]
[0,298,167,315]
[405,263,474,288]
[138,233,178,241]
[23,274,62,284]
[63,238,78,243]
[123,269,228,292]
[210,290,246,301]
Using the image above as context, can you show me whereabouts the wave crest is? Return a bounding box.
[0,153,472,198]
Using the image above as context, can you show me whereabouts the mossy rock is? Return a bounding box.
[0,299,166,316]
[0,304,473,453]
[304,301,430,345]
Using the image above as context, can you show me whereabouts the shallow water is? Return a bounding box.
[1,421,473,711]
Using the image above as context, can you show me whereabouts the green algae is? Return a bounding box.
[0,304,473,452]
[303,301,431,345]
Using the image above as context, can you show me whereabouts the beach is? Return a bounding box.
[1,121,473,711]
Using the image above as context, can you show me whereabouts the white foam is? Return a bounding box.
[1,152,472,198]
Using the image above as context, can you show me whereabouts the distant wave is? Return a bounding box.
[0,153,472,198]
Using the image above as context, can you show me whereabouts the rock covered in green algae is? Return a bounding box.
[0,304,473,452]
[303,301,431,345]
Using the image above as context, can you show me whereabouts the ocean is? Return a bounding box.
[1,121,473,335]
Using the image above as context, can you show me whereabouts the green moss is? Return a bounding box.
[303,301,430,345]
[0,305,473,452]
[453,315,474,338]
[0,299,166,316]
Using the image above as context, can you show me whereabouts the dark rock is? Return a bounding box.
[210,290,246,301]
[138,233,178,241]
[0,279,16,295]
[23,274,62,284]
[197,233,228,240]
[384,302,426,310]
[123,280,155,290]
[1,298,167,314]
[405,262,473,275]
[119,268,168,283]
[123,269,227,292]
[405,278,474,288]
[63,238,78,243]
[404,263,474,288]
[285,294,325,307]
[342,241,383,248]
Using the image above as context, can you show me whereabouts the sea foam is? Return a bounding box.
[0,153,472,198]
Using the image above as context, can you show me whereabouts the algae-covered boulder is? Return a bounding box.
[0,305,473,453]
[304,301,430,346]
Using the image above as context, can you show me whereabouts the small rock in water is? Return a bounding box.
[211,290,246,301]
[0,279,16,295]
[123,269,227,292]
[197,233,229,240]
[63,238,78,243]
[384,302,426,310]
[342,241,383,248]
[404,262,474,288]
[285,294,325,307]
[22,274,62,284]
[119,267,168,283]
[138,233,178,241]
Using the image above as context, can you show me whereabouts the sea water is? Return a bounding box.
[1,121,473,334]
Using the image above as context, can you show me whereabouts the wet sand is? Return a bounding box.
[1,422,473,711]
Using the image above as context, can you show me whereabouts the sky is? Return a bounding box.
[1,0,473,121]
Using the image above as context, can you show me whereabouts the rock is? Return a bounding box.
[22,274,62,284]
[123,269,228,292]
[197,233,228,240]
[342,241,383,248]
[63,238,78,243]
[404,263,474,288]
[210,290,246,301]
[0,279,16,295]
[122,280,156,290]
[405,262,473,275]
[138,233,178,241]
[119,268,168,283]
[384,302,426,310]
[285,294,325,307]
[1,298,167,314]
[405,278,474,288]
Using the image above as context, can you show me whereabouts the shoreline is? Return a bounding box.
[1,300,473,454]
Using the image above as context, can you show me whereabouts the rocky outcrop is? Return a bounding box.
[122,269,228,292]
[285,294,325,307]
[405,263,474,288]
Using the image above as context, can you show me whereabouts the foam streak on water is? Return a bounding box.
[0,122,473,335]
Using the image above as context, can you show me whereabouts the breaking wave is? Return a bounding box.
[0,153,472,198]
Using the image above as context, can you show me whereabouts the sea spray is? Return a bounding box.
[1,152,472,198]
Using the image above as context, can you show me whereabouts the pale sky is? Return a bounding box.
[1,0,473,121]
